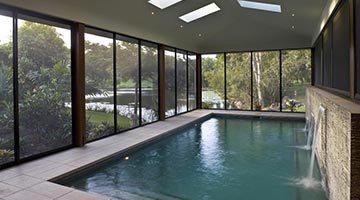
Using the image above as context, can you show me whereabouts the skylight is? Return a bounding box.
[148,0,183,10]
[237,0,282,13]
[179,3,221,23]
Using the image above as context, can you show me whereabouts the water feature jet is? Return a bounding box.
[308,105,326,179]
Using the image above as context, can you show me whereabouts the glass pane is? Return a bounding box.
[0,11,14,165]
[176,51,187,113]
[226,53,251,110]
[18,17,72,158]
[252,51,280,111]
[85,29,114,141]
[282,49,311,112]
[201,54,224,109]
[116,36,139,131]
[188,53,196,111]
[141,42,158,124]
[165,48,176,117]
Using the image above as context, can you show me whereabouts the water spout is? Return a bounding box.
[305,113,315,150]
[308,105,326,179]
[301,117,309,133]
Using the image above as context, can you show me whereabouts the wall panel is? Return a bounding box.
[356,0,360,95]
[323,23,333,88]
[314,36,323,86]
[332,0,350,92]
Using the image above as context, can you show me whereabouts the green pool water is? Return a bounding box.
[58,117,327,200]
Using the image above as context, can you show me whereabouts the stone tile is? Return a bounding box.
[43,151,84,163]
[27,181,73,199]
[35,165,77,181]
[24,162,63,177]
[8,160,55,174]
[67,151,111,167]
[4,190,51,200]
[56,190,110,200]
[0,183,21,198]
[0,171,20,182]
[3,175,43,189]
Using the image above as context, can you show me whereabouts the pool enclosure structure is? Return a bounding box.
[0,0,359,199]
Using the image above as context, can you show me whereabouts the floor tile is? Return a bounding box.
[4,190,51,200]
[3,175,43,189]
[56,190,110,200]
[35,165,77,181]
[27,181,73,199]
[0,171,20,182]
[0,183,21,198]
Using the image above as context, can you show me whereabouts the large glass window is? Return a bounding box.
[282,49,311,112]
[176,50,187,113]
[140,42,158,124]
[18,16,72,158]
[165,48,176,117]
[252,51,280,111]
[202,54,225,109]
[226,53,251,110]
[116,35,139,131]
[188,53,197,111]
[85,29,114,142]
[0,10,14,165]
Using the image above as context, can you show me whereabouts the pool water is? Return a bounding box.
[59,117,327,200]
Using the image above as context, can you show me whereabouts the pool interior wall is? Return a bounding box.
[57,115,327,200]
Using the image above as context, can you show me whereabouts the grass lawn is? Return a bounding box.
[87,111,130,128]
[282,106,305,112]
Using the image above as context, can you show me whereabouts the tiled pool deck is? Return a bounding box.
[0,110,304,200]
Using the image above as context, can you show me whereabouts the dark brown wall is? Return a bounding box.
[356,0,360,95]
[314,36,323,86]
[313,0,358,98]
[332,0,350,91]
[323,23,333,88]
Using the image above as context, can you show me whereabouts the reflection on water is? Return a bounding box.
[199,119,225,176]
[59,117,327,200]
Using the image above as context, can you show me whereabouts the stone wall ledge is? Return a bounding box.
[309,86,360,114]
[306,86,360,200]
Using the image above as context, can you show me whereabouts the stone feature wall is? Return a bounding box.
[306,86,360,200]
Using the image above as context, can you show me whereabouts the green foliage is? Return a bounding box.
[202,102,210,109]
[85,41,113,95]
[0,21,73,158]
[86,120,114,141]
[87,111,114,125]
[19,64,72,155]
[202,50,311,111]
[226,53,251,109]
[253,51,280,109]
[0,149,14,164]
[0,34,14,164]
[116,41,139,83]
[18,21,69,74]
[202,55,224,99]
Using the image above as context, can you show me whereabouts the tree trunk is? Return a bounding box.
[253,53,264,107]
[134,80,139,125]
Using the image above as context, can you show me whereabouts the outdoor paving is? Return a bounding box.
[0,110,304,200]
